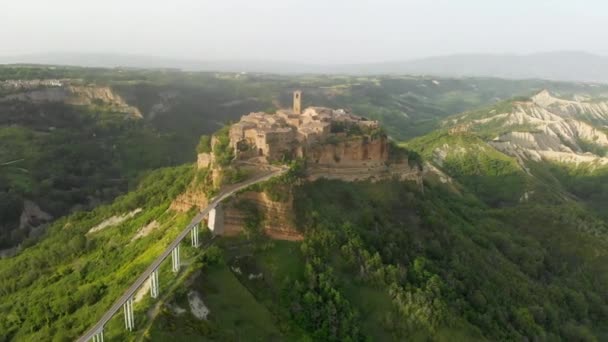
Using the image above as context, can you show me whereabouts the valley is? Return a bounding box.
[0,66,607,341]
[3,65,607,252]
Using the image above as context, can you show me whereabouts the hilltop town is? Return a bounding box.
[174,91,420,239]
[228,91,380,162]
[194,91,418,183]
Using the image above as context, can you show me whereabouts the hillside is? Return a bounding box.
[6,66,601,251]
[0,67,276,251]
[2,100,607,341]
[445,90,608,165]
[407,90,608,217]
[1,68,608,341]
[0,80,193,251]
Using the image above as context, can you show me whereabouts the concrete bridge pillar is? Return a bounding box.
[92,328,104,342]
[191,224,200,248]
[123,297,134,331]
[207,205,224,235]
[149,269,159,299]
[171,245,180,273]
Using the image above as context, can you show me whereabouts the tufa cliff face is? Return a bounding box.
[67,86,143,117]
[0,83,142,118]
[197,153,213,169]
[223,190,303,241]
[170,188,208,213]
[307,135,388,167]
[305,135,420,182]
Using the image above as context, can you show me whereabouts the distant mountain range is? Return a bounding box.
[2,51,608,83]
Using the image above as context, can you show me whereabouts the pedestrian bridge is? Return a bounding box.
[77,167,287,342]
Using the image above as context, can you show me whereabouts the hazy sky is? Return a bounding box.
[2,0,607,64]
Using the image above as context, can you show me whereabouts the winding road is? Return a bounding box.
[77,167,287,342]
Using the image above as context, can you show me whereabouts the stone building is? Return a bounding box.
[228,91,380,162]
[293,90,302,114]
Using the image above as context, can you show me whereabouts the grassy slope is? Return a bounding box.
[147,263,284,341]
[0,165,194,341]
[409,95,608,218]
[406,131,532,205]
[146,239,309,341]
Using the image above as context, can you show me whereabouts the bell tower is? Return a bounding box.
[293,90,302,114]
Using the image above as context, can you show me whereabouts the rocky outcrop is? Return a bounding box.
[451,90,608,166]
[19,200,52,231]
[0,200,52,258]
[197,153,213,169]
[487,102,608,165]
[532,90,608,123]
[305,135,420,182]
[306,135,386,181]
[131,220,160,241]
[170,188,208,213]
[307,135,388,166]
[87,208,142,234]
[0,83,142,118]
[490,139,608,166]
[223,191,303,241]
[68,86,142,117]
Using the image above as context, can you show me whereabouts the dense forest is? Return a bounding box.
[143,170,608,341]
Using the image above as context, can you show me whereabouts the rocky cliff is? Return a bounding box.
[306,135,420,182]
[68,85,143,117]
[307,135,388,166]
[223,190,303,241]
[170,188,208,213]
[448,90,608,166]
[0,83,142,118]
[532,89,608,123]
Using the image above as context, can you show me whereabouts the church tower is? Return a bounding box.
[293,90,302,114]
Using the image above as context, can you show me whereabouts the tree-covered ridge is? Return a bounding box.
[542,162,608,220]
[144,177,608,341]
[291,180,608,341]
